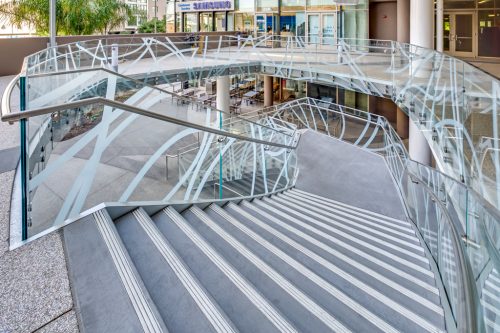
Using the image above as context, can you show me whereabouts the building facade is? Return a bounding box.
[163,0,368,40]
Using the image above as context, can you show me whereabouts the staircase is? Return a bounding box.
[64,188,446,333]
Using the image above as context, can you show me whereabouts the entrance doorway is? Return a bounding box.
[307,13,337,44]
[443,12,475,57]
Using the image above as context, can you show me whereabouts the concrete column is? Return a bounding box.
[410,0,434,49]
[408,0,433,165]
[396,107,409,139]
[436,0,444,52]
[216,76,230,114]
[397,0,410,43]
[409,120,432,165]
[264,75,274,107]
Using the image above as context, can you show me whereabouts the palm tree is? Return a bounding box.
[0,0,131,35]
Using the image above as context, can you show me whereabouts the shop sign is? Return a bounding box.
[176,0,234,12]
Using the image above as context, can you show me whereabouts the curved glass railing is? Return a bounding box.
[2,34,499,331]
[3,96,297,240]
[258,96,498,333]
[17,35,500,214]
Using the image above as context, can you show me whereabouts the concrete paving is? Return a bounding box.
[0,75,78,333]
[295,130,407,220]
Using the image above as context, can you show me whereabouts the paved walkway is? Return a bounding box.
[0,75,78,333]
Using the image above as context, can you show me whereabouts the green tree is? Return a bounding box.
[138,17,166,34]
[0,0,130,35]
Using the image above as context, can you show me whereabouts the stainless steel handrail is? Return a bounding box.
[12,66,291,138]
[2,96,297,150]
[0,75,19,124]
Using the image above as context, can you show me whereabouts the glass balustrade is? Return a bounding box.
[20,100,297,238]
[3,34,500,332]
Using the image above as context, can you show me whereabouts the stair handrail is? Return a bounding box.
[2,96,297,150]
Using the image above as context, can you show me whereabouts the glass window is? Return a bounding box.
[184,13,198,32]
[256,0,279,12]
[478,10,500,57]
[215,12,226,31]
[236,0,254,12]
[281,0,305,11]
[200,12,213,32]
[280,14,296,33]
[296,12,306,36]
[235,13,254,33]
[166,1,175,32]
[307,0,336,11]
[342,1,368,40]
[444,0,475,9]
[227,13,235,31]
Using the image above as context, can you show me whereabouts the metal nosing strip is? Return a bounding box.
[255,199,438,285]
[93,210,164,333]
[132,210,236,333]
[189,206,354,333]
[211,204,429,333]
[284,191,417,236]
[292,189,413,227]
[262,197,434,278]
[236,201,444,315]
[229,204,444,327]
[274,195,427,260]
[163,207,298,333]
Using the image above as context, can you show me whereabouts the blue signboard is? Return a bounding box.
[176,0,234,12]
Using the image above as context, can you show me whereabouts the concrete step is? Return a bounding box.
[183,205,352,333]
[64,210,168,333]
[114,208,238,333]
[152,206,297,333]
[227,201,445,332]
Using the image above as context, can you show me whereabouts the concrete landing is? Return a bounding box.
[294,130,407,221]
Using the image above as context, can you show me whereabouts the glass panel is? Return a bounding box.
[308,14,320,43]
[256,15,266,33]
[25,102,297,237]
[322,14,335,44]
[184,13,197,32]
[478,10,500,57]
[296,12,306,37]
[200,13,213,32]
[235,13,254,33]
[444,13,451,51]
[256,0,279,12]
[455,14,473,52]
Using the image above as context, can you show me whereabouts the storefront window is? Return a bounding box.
[227,13,235,31]
[478,10,500,57]
[296,12,306,36]
[235,0,254,12]
[280,14,296,33]
[184,13,197,32]
[200,12,213,31]
[215,12,226,31]
[235,13,254,32]
[341,1,368,39]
